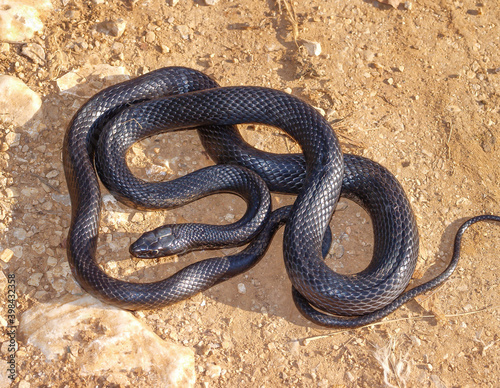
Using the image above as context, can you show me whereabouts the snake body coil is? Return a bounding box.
[64,67,499,327]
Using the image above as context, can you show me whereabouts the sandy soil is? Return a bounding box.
[1,0,499,387]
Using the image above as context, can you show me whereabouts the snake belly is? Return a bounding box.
[64,66,420,320]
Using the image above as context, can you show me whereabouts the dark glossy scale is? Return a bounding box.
[64,66,499,327]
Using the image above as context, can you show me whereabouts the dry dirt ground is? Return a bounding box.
[1,0,500,387]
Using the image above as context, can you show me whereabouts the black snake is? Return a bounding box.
[63,67,499,328]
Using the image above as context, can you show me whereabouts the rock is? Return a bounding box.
[237,283,246,294]
[145,30,155,43]
[56,64,130,98]
[205,363,221,378]
[0,271,7,292]
[0,0,52,42]
[95,18,126,38]
[302,40,321,56]
[19,295,195,387]
[51,193,70,207]
[176,25,191,40]
[21,42,45,64]
[329,242,344,259]
[0,249,14,263]
[27,273,42,287]
[12,228,27,241]
[0,75,41,126]
[204,0,219,5]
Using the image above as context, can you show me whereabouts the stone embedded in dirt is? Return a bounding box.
[302,40,321,56]
[204,0,219,5]
[0,249,14,263]
[21,42,45,64]
[176,24,191,40]
[95,18,127,38]
[237,283,246,294]
[0,75,42,126]
[0,0,52,42]
[145,30,156,43]
[27,273,43,287]
[56,64,130,97]
[19,295,196,387]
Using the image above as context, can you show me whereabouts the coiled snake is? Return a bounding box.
[63,67,499,328]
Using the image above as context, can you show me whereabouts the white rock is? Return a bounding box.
[176,25,191,40]
[13,228,27,240]
[45,170,59,178]
[302,40,321,56]
[0,0,52,42]
[0,75,41,126]
[20,295,196,387]
[56,64,130,98]
[4,131,20,146]
[204,0,219,5]
[27,273,43,287]
[302,40,321,57]
[51,193,70,207]
[206,363,221,378]
[237,283,246,294]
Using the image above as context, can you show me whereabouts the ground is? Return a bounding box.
[1,0,499,387]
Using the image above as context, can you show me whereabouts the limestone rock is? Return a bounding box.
[20,295,196,387]
[56,64,130,98]
[0,0,52,42]
[0,75,41,126]
[302,40,322,56]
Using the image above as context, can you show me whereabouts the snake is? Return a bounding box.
[63,66,500,328]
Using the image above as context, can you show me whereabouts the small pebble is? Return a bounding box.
[0,249,14,263]
[176,25,190,40]
[237,283,246,294]
[205,363,222,378]
[28,273,43,287]
[32,242,45,255]
[13,228,27,241]
[96,19,127,37]
[302,40,321,56]
[21,43,45,65]
[145,31,156,43]
[46,170,59,178]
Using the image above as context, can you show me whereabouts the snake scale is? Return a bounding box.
[63,66,499,328]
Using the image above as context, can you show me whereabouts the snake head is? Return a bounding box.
[130,226,187,258]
